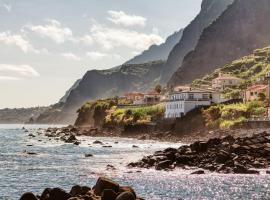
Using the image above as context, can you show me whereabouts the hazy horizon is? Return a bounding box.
[0,0,202,108]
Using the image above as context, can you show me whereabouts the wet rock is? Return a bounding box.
[19,192,38,200]
[48,188,71,200]
[73,141,80,145]
[93,140,103,145]
[28,133,35,137]
[119,186,136,198]
[93,177,120,196]
[128,131,270,174]
[69,185,91,196]
[102,145,112,148]
[85,153,93,157]
[40,188,52,199]
[20,177,143,200]
[101,189,118,200]
[116,191,136,200]
[106,164,116,170]
[155,160,172,170]
[191,170,205,175]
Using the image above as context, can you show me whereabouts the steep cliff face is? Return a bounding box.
[169,0,270,86]
[59,79,81,103]
[126,29,183,64]
[60,61,165,123]
[162,0,234,82]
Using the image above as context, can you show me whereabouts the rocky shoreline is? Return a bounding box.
[19,177,143,200]
[128,131,270,174]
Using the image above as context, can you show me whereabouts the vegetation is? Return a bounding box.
[192,46,270,98]
[105,103,165,126]
[202,101,267,129]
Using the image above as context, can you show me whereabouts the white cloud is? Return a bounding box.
[0,31,41,54]
[0,64,40,80]
[86,51,121,60]
[90,22,164,51]
[61,52,81,61]
[0,76,20,81]
[26,19,74,44]
[1,4,12,12]
[80,35,93,46]
[107,10,146,27]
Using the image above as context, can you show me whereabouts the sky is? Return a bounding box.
[0,0,202,108]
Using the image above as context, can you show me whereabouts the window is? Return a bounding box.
[202,94,209,99]
[189,94,194,100]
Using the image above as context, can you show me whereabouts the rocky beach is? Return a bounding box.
[20,177,143,200]
[128,131,270,174]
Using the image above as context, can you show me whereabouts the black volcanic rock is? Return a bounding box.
[128,131,270,174]
[162,0,234,83]
[169,0,270,86]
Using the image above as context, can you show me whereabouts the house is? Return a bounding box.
[165,88,212,119]
[125,92,145,105]
[143,91,161,105]
[244,85,270,101]
[212,73,242,91]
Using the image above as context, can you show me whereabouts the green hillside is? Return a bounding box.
[193,46,270,98]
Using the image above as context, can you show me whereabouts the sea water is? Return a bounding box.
[0,124,269,200]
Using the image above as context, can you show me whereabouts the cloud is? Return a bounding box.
[80,35,93,46]
[0,64,40,80]
[0,31,42,54]
[26,19,74,44]
[1,4,12,12]
[86,51,121,60]
[107,10,146,27]
[61,52,81,61]
[0,76,20,81]
[90,22,164,50]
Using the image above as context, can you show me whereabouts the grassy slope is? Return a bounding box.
[192,46,270,98]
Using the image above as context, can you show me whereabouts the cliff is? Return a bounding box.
[126,29,183,64]
[162,0,234,82]
[169,0,270,86]
[60,61,165,123]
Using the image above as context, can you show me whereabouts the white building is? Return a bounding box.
[165,88,212,119]
[212,73,242,91]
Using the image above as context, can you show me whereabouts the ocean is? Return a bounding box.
[0,124,269,200]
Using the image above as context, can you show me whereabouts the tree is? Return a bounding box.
[155,84,162,94]
[258,93,266,101]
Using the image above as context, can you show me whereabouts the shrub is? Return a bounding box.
[203,101,266,129]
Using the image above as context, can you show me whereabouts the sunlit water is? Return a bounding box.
[0,124,269,200]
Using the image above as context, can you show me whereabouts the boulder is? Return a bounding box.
[119,186,136,198]
[93,177,120,196]
[93,140,103,145]
[20,192,38,200]
[155,160,172,170]
[70,185,83,196]
[40,188,52,200]
[190,141,208,152]
[116,192,136,200]
[191,170,205,175]
[48,188,71,200]
[101,189,118,200]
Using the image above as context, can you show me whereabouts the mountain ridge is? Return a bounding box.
[169,0,270,86]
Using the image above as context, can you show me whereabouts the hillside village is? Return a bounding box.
[74,46,270,132]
